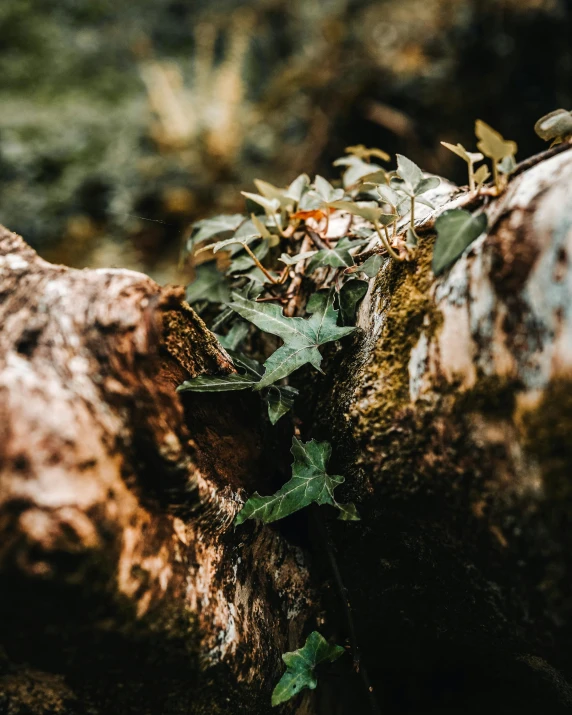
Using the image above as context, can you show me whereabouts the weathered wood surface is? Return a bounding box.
[316,147,572,713]
[0,229,314,715]
[1,146,572,715]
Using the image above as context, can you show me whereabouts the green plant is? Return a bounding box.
[271,631,345,706]
[534,109,572,145]
[178,116,554,706]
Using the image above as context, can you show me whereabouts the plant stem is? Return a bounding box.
[492,160,500,192]
[243,244,278,284]
[468,162,475,193]
[374,222,402,261]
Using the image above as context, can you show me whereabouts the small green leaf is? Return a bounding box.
[432,209,488,275]
[279,251,317,266]
[314,175,344,203]
[497,155,516,176]
[406,226,418,247]
[199,233,260,255]
[377,184,401,207]
[329,200,397,225]
[396,154,424,194]
[177,373,256,393]
[229,290,354,388]
[474,164,490,189]
[414,176,440,195]
[217,322,249,351]
[344,144,390,162]
[475,120,517,162]
[266,385,298,425]
[441,142,483,165]
[534,109,572,142]
[306,236,366,273]
[339,279,368,325]
[186,263,230,304]
[334,155,386,189]
[358,253,384,278]
[271,632,345,707]
[241,191,281,214]
[236,438,359,524]
[286,174,311,202]
[187,214,244,250]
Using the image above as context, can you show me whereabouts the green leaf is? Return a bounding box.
[187,214,244,250]
[279,251,317,266]
[414,176,440,195]
[475,120,517,162]
[236,438,359,524]
[497,155,516,176]
[229,290,355,388]
[474,164,490,189]
[344,144,390,162]
[329,200,397,225]
[377,184,401,207]
[339,279,368,325]
[286,174,311,202]
[271,632,345,707]
[534,109,572,142]
[396,154,424,194]
[432,209,488,275]
[228,240,269,274]
[314,175,344,203]
[241,191,281,214]
[334,156,386,189]
[441,142,483,165]
[186,263,230,304]
[358,253,384,278]
[306,236,365,273]
[177,373,257,393]
[217,321,249,351]
[200,233,260,255]
[266,385,298,425]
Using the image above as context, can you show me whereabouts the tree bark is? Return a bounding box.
[0,229,315,715]
[1,146,572,715]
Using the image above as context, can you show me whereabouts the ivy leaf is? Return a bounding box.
[217,321,249,351]
[241,191,281,215]
[198,233,260,256]
[339,279,368,325]
[358,253,384,278]
[177,373,257,393]
[279,251,317,266]
[329,200,397,225]
[271,632,345,707]
[306,237,366,273]
[186,263,230,304]
[236,438,359,524]
[228,240,269,274]
[498,155,516,176]
[229,290,355,389]
[333,155,386,189]
[266,385,298,425]
[395,154,424,194]
[345,144,390,162]
[534,109,572,143]
[474,164,490,189]
[187,214,244,251]
[475,120,517,162]
[432,209,488,275]
[285,173,311,202]
[314,175,344,203]
[441,142,484,165]
[377,184,401,207]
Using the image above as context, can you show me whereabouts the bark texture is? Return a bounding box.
[315,146,572,713]
[2,147,572,715]
[0,229,314,715]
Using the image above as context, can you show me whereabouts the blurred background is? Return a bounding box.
[0,0,570,284]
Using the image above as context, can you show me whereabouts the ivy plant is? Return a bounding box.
[235,437,359,525]
[271,631,345,707]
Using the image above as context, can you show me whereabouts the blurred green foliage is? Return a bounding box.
[0,0,570,280]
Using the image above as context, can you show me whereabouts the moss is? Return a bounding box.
[521,378,572,503]
[356,234,441,433]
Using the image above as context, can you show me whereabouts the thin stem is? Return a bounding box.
[243,244,278,284]
[374,221,403,261]
[468,161,475,193]
[272,211,286,238]
[492,160,500,192]
[410,195,415,228]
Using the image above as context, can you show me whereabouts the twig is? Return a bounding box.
[510,140,572,180]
